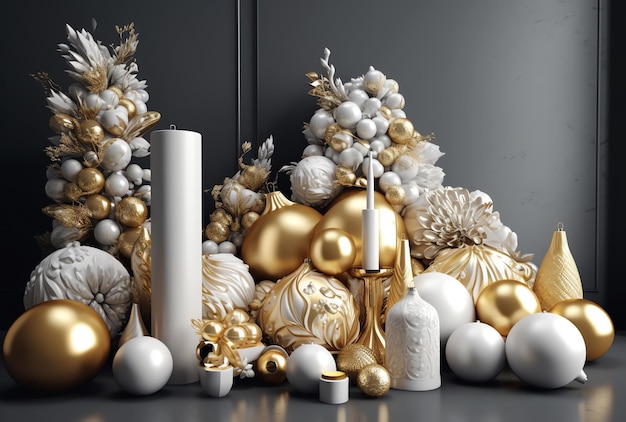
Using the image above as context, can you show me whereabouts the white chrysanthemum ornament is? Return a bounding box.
[281,155,343,208]
[34,22,160,264]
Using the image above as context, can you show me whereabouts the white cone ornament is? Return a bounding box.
[505,312,587,389]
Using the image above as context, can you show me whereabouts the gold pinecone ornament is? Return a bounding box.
[533,223,584,310]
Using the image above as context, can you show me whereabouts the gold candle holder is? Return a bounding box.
[350,267,394,365]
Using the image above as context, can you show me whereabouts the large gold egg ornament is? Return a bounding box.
[310,228,356,276]
[549,299,615,361]
[314,188,407,269]
[2,299,111,392]
[475,279,541,337]
[241,191,323,281]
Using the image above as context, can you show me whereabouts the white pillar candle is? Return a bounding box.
[150,127,203,384]
[362,151,380,272]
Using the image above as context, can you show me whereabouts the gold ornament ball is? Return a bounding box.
[2,299,111,392]
[475,279,541,336]
[241,322,263,345]
[357,363,391,397]
[224,308,251,326]
[313,188,407,269]
[196,340,216,361]
[77,167,105,195]
[118,98,137,119]
[549,299,615,361]
[116,196,148,228]
[336,343,378,384]
[387,117,414,145]
[199,320,225,342]
[117,227,143,259]
[385,185,406,206]
[223,325,249,348]
[241,191,323,281]
[310,228,356,276]
[49,113,77,134]
[63,182,83,202]
[77,119,105,145]
[85,193,112,220]
[255,346,289,384]
[241,211,260,230]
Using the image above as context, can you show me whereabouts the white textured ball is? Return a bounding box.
[505,312,587,389]
[445,321,505,383]
[101,138,132,172]
[288,155,342,208]
[112,336,173,395]
[413,272,476,344]
[286,343,336,394]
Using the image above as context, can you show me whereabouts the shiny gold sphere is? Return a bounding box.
[385,185,406,206]
[117,227,143,259]
[241,322,263,345]
[116,196,148,228]
[255,346,288,384]
[76,167,105,195]
[196,340,216,361]
[313,188,407,269]
[223,308,251,327]
[309,228,356,276]
[475,279,541,336]
[241,191,323,281]
[77,119,105,145]
[223,325,249,348]
[336,344,378,384]
[2,299,111,392]
[85,193,112,220]
[357,363,391,397]
[199,320,225,342]
[387,117,414,145]
[118,98,137,119]
[549,299,615,361]
[49,113,77,134]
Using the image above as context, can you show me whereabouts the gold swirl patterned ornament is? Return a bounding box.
[202,253,256,321]
[130,225,152,331]
[532,223,583,311]
[256,260,360,353]
[424,244,535,303]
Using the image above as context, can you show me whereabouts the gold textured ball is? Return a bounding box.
[336,344,378,383]
[255,346,288,384]
[549,299,615,361]
[77,119,105,145]
[63,182,83,202]
[49,113,77,134]
[76,167,105,195]
[85,193,112,220]
[2,299,111,392]
[309,228,356,276]
[385,185,406,206]
[117,227,143,259]
[387,117,414,145]
[357,363,391,397]
[475,279,541,336]
[241,191,323,281]
[116,196,148,228]
[241,211,260,229]
[313,188,407,269]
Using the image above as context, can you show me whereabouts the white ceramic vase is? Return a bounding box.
[198,365,234,397]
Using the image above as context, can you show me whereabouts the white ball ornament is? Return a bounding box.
[372,116,389,136]
[505,312,588,389]
[94,218,121,246]
[286,343,337,394]
[60,158,83,182]
[348,89,369,108]
[112,336,173,395]
[413,272,477,344]
[445,321,505,383]
[362,97,382,118]
[379,171,402,192]
[105,172,130,197]
[391,154,419,181]
[202,240,219,255]
[308,109,335,139]
[401,183,420,205]
[333,101,362,129]
[45,178,67,202]
[101,138,132,172]
[356,118,377,140]
[217,241,237,254]
[338,147,364,171]
[125,163,144,185]
[302,144,324,157]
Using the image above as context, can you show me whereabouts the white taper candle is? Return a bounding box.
[362,151,380,272]
[150,126,203,384]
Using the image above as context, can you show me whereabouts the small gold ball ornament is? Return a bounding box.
[387,117,415,145]
[85,193,112,220]
[357,363,391,397]
[76,167,105,195]
[77,119,105,145]
[199,320,225,342]
[116,196,148,228]
[63,182,83,202]
[385,185,406,206]
[255,346,288,384]
[118,98,137,120]
[309,228,356,276]
[49,113,77,134]
[117,227,143,259]
[223,308,251,327]
[336,344,378,383]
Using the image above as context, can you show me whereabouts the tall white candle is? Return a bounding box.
[362,152,379,272]
[150,126,203,385]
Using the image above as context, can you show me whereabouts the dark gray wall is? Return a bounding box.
[3,0,622,330]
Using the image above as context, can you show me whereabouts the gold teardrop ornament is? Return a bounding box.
[533,223,583,311]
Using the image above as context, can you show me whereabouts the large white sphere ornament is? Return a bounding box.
[112,336,173,395]
[413,272,476,345]
[505,312,587,389]
[286,343,337,394]
[445,321,505,383]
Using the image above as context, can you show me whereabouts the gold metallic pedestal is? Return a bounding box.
[351,267,394,365]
